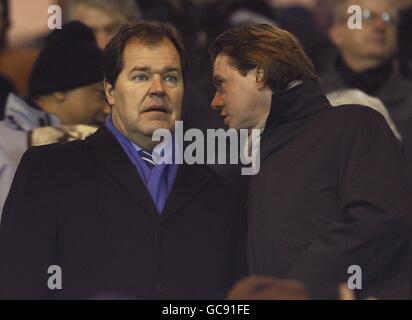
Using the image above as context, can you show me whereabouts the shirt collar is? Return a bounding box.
[131,136,174,165]
[105,115,176,165]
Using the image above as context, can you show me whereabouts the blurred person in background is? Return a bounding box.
[321,0,412,178]
[0,21,108,219]
[327,89,402,141]
[67,0,142,49]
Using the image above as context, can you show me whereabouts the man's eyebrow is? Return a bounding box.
[129,66,181,74]
[162,67,181,74]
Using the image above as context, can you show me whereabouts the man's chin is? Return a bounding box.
[140,122,175,137]
[365,47,393,60]
[224,117,236,129]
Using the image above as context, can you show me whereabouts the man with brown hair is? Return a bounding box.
[0,21,246,300]
[210,23,411,299]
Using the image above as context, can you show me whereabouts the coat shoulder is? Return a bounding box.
[322,104,389,129]
[21,139,89,169]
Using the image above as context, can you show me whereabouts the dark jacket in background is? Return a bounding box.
[0,127,247,300]
[320,59,412,179]
[247,81,411,299]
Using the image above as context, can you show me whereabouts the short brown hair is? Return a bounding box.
[102,20,189,87]
[210,24,317,93]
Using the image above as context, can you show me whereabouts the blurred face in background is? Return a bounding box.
[330,0,398,71]
[60,82,109,126]
[73,4,127,49]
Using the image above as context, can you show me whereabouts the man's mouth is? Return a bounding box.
[145,105,168,113]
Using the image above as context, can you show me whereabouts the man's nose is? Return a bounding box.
[372,14,392,31]
[211,92,223,110]
[149,76,166,98]
[374,18,387,30]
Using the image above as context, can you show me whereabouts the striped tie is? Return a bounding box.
[138,150,156,169]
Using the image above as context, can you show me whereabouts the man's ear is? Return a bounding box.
[104,80,115,106]
[255,67,266,90]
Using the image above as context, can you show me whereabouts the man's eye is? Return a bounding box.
[164,75,179,84]
[214,80,223,88]
[214,80,224,93]
[133,74,148,82]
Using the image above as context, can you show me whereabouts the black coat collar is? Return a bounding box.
[265,80,330,128]
[261,80,331,162]
[85,126,210,222]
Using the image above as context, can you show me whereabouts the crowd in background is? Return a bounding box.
[0,0,411,300]
[1,0,412,117]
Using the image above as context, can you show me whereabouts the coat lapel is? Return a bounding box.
[85,127,159,219]
[160,164,210,221]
